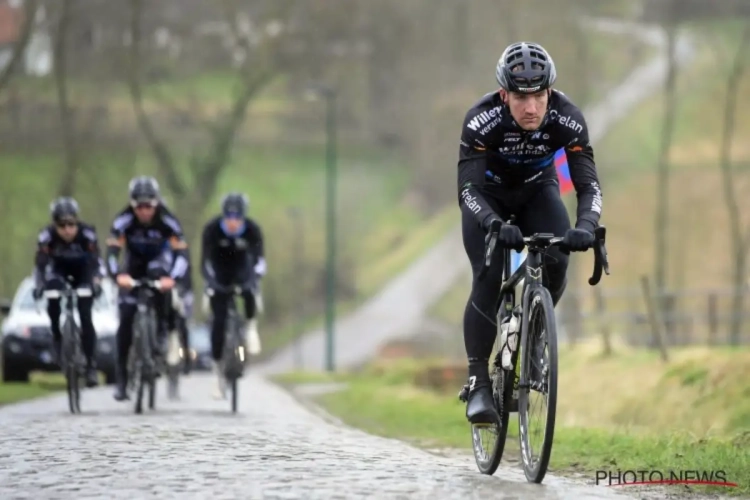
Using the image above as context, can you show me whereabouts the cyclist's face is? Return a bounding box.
[502,89,549,131]
[223,215,243,233]
[55,219,78,242]
[132,200,157,224]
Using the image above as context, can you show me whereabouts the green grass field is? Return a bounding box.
[0,373,67,406]
[275,347,750,495]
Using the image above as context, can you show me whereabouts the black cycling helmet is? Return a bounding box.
[496,42,556,94]
[50,197,79,222]
[129,176,160,205]
[221,192,249,218]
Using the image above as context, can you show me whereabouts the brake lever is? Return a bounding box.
[478,232,498,281]
[588,226,610,286]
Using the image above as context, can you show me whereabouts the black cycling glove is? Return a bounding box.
[482,214,524,252]
[499,224,525,252]
[563,228,594,252]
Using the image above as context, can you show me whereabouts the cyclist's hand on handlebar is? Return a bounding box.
[160,276,176,291]
[116,274,134,289]
[32,287,44,300]
[563,228,595,252]
[499,224,525,252]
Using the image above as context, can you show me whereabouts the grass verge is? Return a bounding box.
[0,373,66,406]
[274,348,750,496]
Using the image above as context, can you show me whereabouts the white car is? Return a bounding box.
[1,276,120,384]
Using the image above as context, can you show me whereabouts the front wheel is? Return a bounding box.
[231,377,238,413]
[517,287,558,484]
[66,365,81,414]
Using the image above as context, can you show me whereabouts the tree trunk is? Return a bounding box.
[54,0,78,197]
[719,23,750,345]
[653,16,679,294]
[0,0,39,94]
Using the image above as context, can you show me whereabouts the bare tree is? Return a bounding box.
[0,0,39,94]
[719,22,750,345]
[53,0,78,197]
[127,0,285,236]
[653,3,679,294]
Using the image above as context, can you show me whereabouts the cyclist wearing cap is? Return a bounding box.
[458,42,603,424]
[33,197,102,388]
[106,176,189,401]
[200,193,265,398]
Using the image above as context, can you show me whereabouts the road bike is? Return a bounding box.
[127,279,164,414]
[460,218,609,483]
[41,278,93,414]
[207,285,247,413]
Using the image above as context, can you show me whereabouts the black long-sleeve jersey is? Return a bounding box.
[105,204,188,279]
[457,89,603,232]
[34,222,101,285]
[200,216,265,283]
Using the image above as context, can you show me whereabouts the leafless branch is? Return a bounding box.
[718,21,750,344]
[127,0,185,196]
[0,0,39,93]
[54,0,78,197]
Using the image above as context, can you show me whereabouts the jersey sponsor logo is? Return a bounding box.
[524,170,545,183]
[548,109,583,134]
[460,188,482,215]
[485,170,503,184]
[504,136,521,142]
[498,143,551,155]
[466,106,503,133]
[567,145,584,152]
[590,182,603,214]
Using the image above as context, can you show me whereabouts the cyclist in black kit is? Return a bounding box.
[200,193,265,397]
[458,42,603,424]
[106,176,189,401]
[33,197,102,388]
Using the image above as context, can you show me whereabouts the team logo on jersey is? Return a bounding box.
[466,106,502,136]
[460,188,482,215]
[548,109,583,133]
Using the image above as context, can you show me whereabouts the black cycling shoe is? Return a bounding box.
[85,365,99,388]
[465,385,499,424]
[182,355,192,376]
[113,367,129,401]
[113,382,129,401]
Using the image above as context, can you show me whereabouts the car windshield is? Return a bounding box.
[14,281,114,312]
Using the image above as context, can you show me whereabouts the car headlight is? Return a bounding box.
[2,327,31,339]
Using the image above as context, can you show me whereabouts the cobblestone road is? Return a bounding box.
[0,373,638,499]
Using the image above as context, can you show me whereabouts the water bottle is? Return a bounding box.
[499,308,521,370]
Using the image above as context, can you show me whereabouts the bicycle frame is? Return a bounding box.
[43,281,92,357]
[480,222,610,370]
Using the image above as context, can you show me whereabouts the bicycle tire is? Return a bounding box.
[61,318,81,414]
[471,342,514,474]
[517,287,558,484]
[66,365,80,414]
[148,378,156,410]
[231,377,238,413]
[132,310,151,415]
